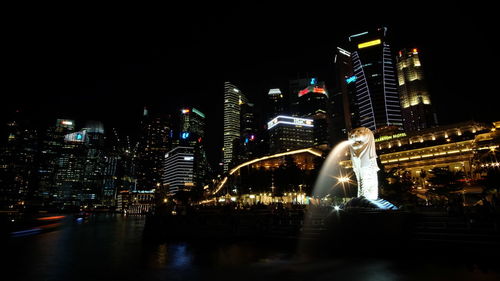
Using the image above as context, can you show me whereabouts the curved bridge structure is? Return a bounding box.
[211,147,323,195]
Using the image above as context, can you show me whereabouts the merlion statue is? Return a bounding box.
[348,127,379,200]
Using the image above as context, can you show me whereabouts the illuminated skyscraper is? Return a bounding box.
[333,46,357,137]
[267,115,314,154]
[342,27,403,131]
[288,77,312,116]
[297,78,330,146]
[55,125,87,209]
[177,107,210,189]
[81,121,105,206]
[163,146,194,195]
[233,102,260,164]
[396,48,437,131]
[136,110,172,190]
[179,107,205,143]
[0,113,37,209]
[223,81,247,173]
[268,88,285,116]
[35,119,75,208]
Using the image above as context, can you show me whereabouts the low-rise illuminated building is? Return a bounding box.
[340,121,498,182]
[117,190,155,214]
[212,148,323,196]
[210,192,310,206]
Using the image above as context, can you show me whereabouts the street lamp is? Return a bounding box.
[338,177,349,184]
[332,172,352,199]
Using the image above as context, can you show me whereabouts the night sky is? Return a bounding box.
[2,2,498,166]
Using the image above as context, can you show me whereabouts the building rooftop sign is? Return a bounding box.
[375,132,407,143]
[358,39,382,49]
[267,115,313,130]
[268,88,282,95]
[298,86,327,97]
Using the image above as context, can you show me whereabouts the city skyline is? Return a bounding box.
[2,6,500,280]
[2,3,498,167]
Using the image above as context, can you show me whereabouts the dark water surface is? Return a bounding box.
[2,214,499,281]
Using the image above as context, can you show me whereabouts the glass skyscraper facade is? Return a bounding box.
[333,46,356,134]
[178,107,209,190]
[163,146,194,195]
[136,111,171,190]
[346,27,403,131]
[223,81,247,173]
[297,79,330,146]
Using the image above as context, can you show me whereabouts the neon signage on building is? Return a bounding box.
[64,130,86,143]
[268,88,281,95]
[375,132,407,143]
[346,75,357,84]
[267,115,313,130]
[298,86,327,97]
[358,39,381,49]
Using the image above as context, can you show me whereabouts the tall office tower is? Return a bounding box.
[136,110,171,190]
[178,107,210,189]
[343,27,403,132]
[38,119,76,208]
[333,46,358,136]
[106,128,137,195]
[101,152,118,207]
[396,48,437,131]
[81,121,105,206]
[55,129,87,209]
[297,79,330,146]
[180,107,205,142]
[0,115,37,209]
[100,127,121,208]
[267,115,314,154]
[268,88,286,116]
[288,77,313,116]
[223,81,247,173]
[162,146,195,195]
[235,102,259,163]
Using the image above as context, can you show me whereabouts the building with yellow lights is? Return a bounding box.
[340,121,499,184]
[396,48,437,132]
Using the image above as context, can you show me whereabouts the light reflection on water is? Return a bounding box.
[168,243,192,269]
[2,214,499,281]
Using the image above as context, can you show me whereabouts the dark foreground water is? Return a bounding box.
[2,213,500,281]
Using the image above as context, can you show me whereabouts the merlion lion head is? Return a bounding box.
[348,127,377,158]
[348,127,373,149]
